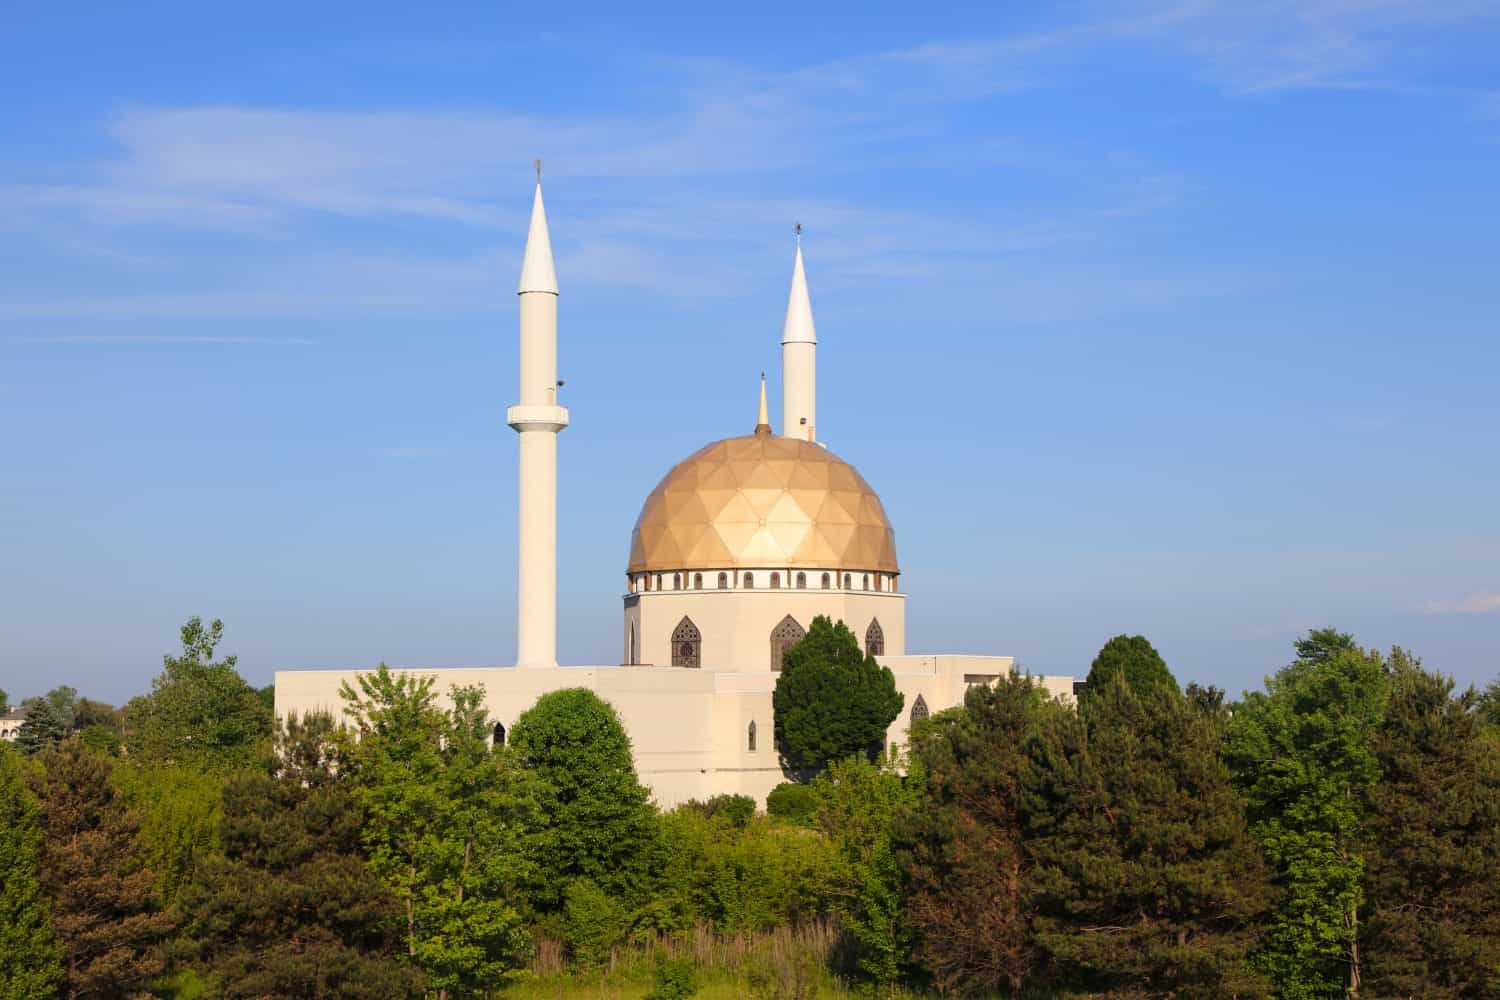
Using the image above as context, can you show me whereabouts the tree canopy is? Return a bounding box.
[772,615,903,774]
[1083,633,1179,699]
[0,747,63,999]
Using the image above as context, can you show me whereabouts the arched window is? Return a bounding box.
[862,573,870,590]
[748,720,757,752]
[821,572,831,589]
[693,572,703,590]
[655,574,662,591]
[492,722,506,747]
[718,572,728,589]
[770,572,781,589]
[796,571,806,588]
[866,619,885,656]
[843,573,852,589]
[743,572,754,589]
[673,572,682,590]
[770,614,806,672]
[911,694,929,724]
[671,616,702,669]
[627,623,636,665]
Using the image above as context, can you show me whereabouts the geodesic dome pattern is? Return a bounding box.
[627,434,898,573]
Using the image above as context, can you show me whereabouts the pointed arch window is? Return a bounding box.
[671,616,702,669]
[748,720,757,752]
[866,619,885,657]
[821,572,831,590]
[770,615,806,672]
[770,572,781,589]
[718,572,728,589]
[911,694,929,724]
[627,623,637,665]
[796,571,807,589]
[492,722,507,747]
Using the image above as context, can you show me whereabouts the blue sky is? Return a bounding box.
[2,1,1498,704]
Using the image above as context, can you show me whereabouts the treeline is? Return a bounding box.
[1,621,1499,998]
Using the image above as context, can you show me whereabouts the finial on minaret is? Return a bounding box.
[755,372,771,436]
[795,221,802,246]
[535,158,542,182]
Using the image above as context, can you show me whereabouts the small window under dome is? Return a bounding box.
[693,572,703,590]
[770,572,781,589]
[718,572,728,589]
[744,572,754,589]
[796,571,807,588]
[821,572,831,589]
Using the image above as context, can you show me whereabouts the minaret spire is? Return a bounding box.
[755,372,771,436]
[781,225,817,442]
[507,167,568,668]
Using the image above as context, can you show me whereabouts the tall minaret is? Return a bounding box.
[506,167,568,669]
[780,226,817,442]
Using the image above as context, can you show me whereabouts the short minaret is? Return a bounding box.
[780,226,817,442]
[755,372,772,437]
[506,169,569,669]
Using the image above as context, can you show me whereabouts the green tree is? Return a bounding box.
[812,754,919,988]
[1029,673,1273,997]
[15,697,68,756]
[1479,678,1500,731]
[180,712,424,998]
[1361,651,1500,997]
[562,878,628,967]
[341,666,537,997]
[510,687,658,907]
[127,617,272,770]
[0,747,63,999]
[111,762,225,901]
[773,616,903,774]
[1227,629,1389,998]
[900,672,1045,996]
[28,740,176,998]
[1084,633,1179,699]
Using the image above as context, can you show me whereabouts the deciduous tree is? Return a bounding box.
[0,747,63,999]
[773,616,903,774]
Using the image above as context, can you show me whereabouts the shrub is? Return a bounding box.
[685,793,756,828]
[645,955,699,999]
[563,878,628,967]
[766,783,818,827]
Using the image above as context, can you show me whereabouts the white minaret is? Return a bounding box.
[506,168,568,669]
[780,226,817,442]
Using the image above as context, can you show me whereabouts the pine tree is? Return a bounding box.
[0,747,63,999]
[1361,651,1500,997]
[1084,634,1179,699]
[180,712,424,998]
[1029,674,1274,997]
[900,672,1044,995]
[28,740,176,999]
[1227,630,1388,998]
[14,696,67,756]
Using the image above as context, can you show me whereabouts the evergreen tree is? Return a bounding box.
[900,672,1044,995]
[127,616,271,770]
[1227,631,1388,998]
[510,687,658,907]
[1479,678,1500,732]
[180,712,424,999]
[1029,673,1273,997]
[1084,634,1179,699]
[27,740,176,999]
[772,615,903,774]
[342,666,538,996]
[1361,651,1500,997]
[14,696,67,756]
[0,747,63,999]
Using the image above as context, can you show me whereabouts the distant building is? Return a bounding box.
[275,179,1075,808]
[0,707,28,742]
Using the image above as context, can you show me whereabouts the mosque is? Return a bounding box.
[274,179,1075,807]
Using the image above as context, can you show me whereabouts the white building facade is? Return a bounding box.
[274,180,1073,808]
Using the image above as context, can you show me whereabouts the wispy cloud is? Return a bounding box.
[18,334,319,345]
[1418,591,1500,615]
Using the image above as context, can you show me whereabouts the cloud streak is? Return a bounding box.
[1418,591,1500,615]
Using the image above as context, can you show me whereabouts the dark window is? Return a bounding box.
[748,720,757,752]
[693,572,703,590]
[821,572,831,589]
[843,573,852,589]
[770,615,806,672]
[671,616,702,669]
[627,624,636,665]
[770,572,781,589]
[866,619,885,657]
[492,722,506,747]
[673,572,682,590]
[911,694,929,724]
[862,573,870,590]
[744,572,754,589]
[718,572,728,589]
[796,572,807,588]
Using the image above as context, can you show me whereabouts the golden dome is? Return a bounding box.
[628,433,898,574]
